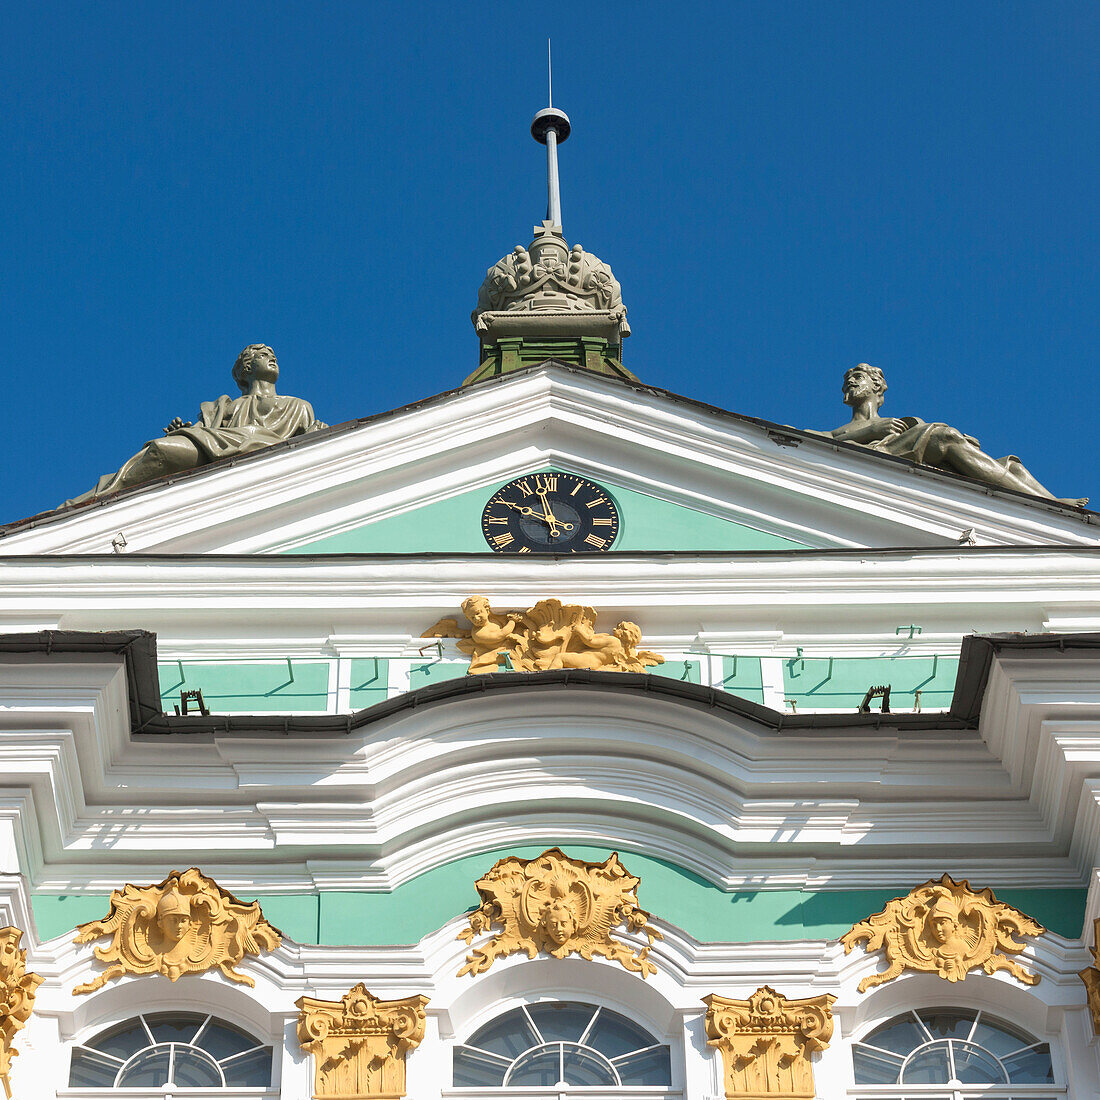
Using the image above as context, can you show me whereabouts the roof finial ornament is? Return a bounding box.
[531,38,570,229]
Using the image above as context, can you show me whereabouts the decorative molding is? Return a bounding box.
[457,847,661,977]
[424,596,664,675]
[0,928,41,1100]
[841,873,1044,992]
[72,867,281,994]
[296,984,428,1099]
[703,987,834,1099]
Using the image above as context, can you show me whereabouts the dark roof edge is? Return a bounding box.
[4,360,1094,536]
[7,627,1100,739]
[949,631,1100,723]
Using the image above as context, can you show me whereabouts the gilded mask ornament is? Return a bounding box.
[457,848,661,977]
[423,596,664,675]
[703,987,835,1100]
[72,868,282,994]
[841,874,1044,993]
[0,928,42,1100]
[296,984,428,1100]
[1077,918,1100,1033]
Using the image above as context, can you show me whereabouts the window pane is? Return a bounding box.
[863,1015,927,1056]
[202,1020,261,1061]
[900,1044,952,1084]
[68,1048,121,1087]
[952,1040,1007,1084]
[222,1046,274,1086]
[453,1047,509,1087]
[971,1017,1033,1058]
[587,1009,659,1058]
[468,1010,539,1059]
[1003,1044,1054,1083]
[85,1021,147,1061]
[617,1045,672,1085]
[118,1047,172,1086]
[853,1046,904,1084]
[507,1047,560,1087]
[527,1002,594,1043]
[919,1010,974,1041]
[172,1047,223,1087]
[562,1045,617,1086]
[146,1014,204,1045]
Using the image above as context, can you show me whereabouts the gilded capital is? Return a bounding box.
[73,868,281,994]
[296,984,428,1099]
[0,927,42,1100]
[842,874,1043,993]
[457,847,661,977]
[703,987,834,1100]
[1078,918,1100,1033]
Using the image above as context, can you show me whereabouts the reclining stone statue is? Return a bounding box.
[816,363,1086,506]
[64,344,327,506]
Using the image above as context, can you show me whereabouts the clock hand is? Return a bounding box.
[535,486,560,537]
[499,498,575,533]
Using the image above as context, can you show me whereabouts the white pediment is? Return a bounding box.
[1,365,1096,555]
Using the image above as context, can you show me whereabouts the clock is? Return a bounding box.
[482,473,620,553]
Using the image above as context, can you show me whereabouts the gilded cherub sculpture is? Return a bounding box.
[73,867,282,994]
[64,344,327,506]
[817,363,1087,506]
[423,596,664,675]
[457,848,661,977]
[842,874,1043,992]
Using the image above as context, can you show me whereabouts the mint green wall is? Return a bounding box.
[349,658,389,710]
[158,660,331,712]
[650,657,702,685]
[31,845,1086,945]
[284,468,808,554]
[409,659,469,690]
[721,656,765,705]
[783,656,959,710]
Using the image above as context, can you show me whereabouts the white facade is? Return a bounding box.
[2,365,1100,1098]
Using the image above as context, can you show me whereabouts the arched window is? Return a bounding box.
[852,1008,1061,1099]
[69,1012,272,1089]
[453,1001,672,1091]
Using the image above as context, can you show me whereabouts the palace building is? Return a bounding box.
[3,102,1100,1100]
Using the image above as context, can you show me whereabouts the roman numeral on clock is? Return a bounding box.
[493,533,515,548]
[584,534,608,548]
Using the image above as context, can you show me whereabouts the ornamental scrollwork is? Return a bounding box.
[73,867,282,994]
[296,984,428,1099]
[424,596,664,675]
[0,927,42,1100]
[703,987,834,1100]
[841,874,1044,993]
[457,847,661,978]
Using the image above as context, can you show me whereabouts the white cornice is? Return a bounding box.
[3,551,1100,645]
[3,368,1095,554]
[4,649,1100,892]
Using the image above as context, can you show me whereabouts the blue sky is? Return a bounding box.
[1,2,1097,520]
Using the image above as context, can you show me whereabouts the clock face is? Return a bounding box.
[482,473,620,553]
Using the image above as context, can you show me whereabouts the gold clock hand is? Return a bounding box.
[535,487,560,537]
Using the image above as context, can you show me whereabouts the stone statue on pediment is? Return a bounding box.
[63,344,327,507]
[818,364,1086,506]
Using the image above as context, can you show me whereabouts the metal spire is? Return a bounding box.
[531,39,570,227]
